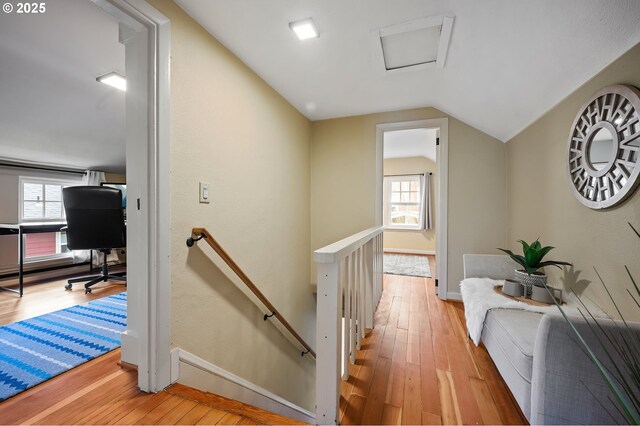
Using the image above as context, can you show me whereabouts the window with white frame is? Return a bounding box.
[19,177,75,260]
[384,174,424,230]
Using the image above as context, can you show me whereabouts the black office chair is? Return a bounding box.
[62,186,126,294]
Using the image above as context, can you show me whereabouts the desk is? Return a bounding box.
[0,222,67,297]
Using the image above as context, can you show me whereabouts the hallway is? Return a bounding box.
[339,270,527,425]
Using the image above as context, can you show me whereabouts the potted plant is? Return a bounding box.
[547,223,640,424]
[498,239,572,297]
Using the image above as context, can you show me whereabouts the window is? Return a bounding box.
[20,179,68,221]
[19,177,75,260]
[384,174,425,230]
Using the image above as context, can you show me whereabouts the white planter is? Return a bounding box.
[531,285,563,304]
[503,279,524,297]
[514,269,547,298]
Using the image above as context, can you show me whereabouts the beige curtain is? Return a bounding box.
[422,173,432,230]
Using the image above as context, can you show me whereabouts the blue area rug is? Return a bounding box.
[0,292,127,401]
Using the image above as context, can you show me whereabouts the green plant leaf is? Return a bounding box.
[498,248,527,270]
[525,265,538,275]
[537,260,572,269]
[524,246,539,269]
[518,240,530,254]
[536,245,555,262]
[531,239,542,250]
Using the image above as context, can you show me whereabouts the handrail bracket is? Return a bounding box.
[186,233,206,247]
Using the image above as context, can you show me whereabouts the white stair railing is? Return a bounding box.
[314,226,384,424]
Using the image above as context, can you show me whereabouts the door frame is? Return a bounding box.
[93,0,171,391]
[375,118,449,300]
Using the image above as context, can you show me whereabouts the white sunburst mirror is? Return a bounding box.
[567,84,640,209]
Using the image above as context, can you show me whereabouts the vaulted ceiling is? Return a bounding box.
[2,1,640,175]
[176,0,640,141]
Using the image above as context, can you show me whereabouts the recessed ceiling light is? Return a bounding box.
[614,118,623,124]
[97,72,126,91]
[289,18,319,41]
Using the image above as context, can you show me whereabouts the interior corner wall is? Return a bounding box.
[383,156,437,252]
[506,42,640,319]
[146,0,315,410]
[310,108,507,294]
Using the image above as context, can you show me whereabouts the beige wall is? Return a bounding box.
[311,108,507,295]
[104,172,126,183]
[506,42,640,319]
[147,0,315,410]
[383,156,436,252]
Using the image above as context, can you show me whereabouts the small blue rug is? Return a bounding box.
[0,292,127,401]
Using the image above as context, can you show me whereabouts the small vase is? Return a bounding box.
[531,285,563,304]
[514,270,547,298]
[503,279,524,297]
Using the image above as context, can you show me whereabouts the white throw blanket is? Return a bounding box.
[460,278,585,345]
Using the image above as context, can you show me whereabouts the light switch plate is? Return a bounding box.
[199,182,210,204]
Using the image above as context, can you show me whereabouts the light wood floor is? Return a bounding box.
[0,273,303,425]
[339,256,528,425]
[0,349,303,425]
[0,268,126,327]
[0,259,526,425]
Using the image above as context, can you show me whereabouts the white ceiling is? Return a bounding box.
[3,1,639,174]
[0,0,125,173]
[384,129,437,162]
[176,0,640,142]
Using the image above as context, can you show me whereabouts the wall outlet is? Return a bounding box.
[199,182,210,204]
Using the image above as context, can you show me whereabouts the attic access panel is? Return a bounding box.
[376,14,454,73]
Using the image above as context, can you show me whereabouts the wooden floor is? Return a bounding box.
[0,273,303,425]
[0,268,126,327]
[0,259,526,425]
[0,349,303,425]
[339,256,528,425]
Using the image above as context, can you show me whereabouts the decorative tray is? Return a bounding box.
[494,285,564,306]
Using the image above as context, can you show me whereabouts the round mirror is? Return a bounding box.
[587,127,615,172]
[567,84,640,209]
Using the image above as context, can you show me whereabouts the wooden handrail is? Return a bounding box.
[189,227,316,359]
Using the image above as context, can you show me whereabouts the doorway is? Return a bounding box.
[92,0,171,392]
[376,119,449,299]
[0,0,170,398]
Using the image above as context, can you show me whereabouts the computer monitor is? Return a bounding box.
[100,182,127,209]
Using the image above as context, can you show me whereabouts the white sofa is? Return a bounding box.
[462,254,639,425]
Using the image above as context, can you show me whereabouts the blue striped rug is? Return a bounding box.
[0,292,127,401]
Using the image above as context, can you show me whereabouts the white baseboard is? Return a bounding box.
[120,330,138,366]
[170,347,180,383]
[0,263,89,286]
[384,248,436,255]
[176,349,315,424]
[447,291,462,300]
